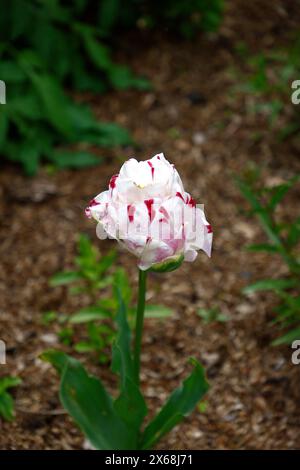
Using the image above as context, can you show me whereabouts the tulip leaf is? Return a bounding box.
[141,358,209,449]
[41,350,135,450]
[111,288,133,378]
[111,288,147,441]
[40,349,68,375]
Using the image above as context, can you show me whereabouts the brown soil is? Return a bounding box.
[1,0,300,449]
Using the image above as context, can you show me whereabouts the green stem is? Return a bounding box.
[133,269,147,386]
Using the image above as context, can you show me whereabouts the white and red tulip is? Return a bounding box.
[86,153,212,271]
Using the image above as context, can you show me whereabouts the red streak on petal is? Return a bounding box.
[89,198,98,207]
[206,224,213,234]
[144,199,155,221]
[147,161,155,179]
[85,198,99,218]
[109,174,119,189]
[176,191,184,201]
[188,197,196,208]
[185,194,196,207]
[159,206,169,219]
[146,236,152,244]
[157,155,160,160]
[127,204,135,223]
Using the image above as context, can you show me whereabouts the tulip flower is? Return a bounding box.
[85,153,212,271]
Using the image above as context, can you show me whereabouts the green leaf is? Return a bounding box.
[69,306,111,324]
[74,341,95,353]
[235,177,282,247]
[111,289,133,378]
[40,350,69,375]
[0,61,25,82]
[42,351,135,449]
[16,142,41,176]
[50,151,102,169]
[50,271,82,287]
[98,298,116,310]
[97,250,117,275]
[141,358,209,449]
[42,311,57,325]
[111,288,147,443]
[267,176,300,211]
[7,94,42,121]
[87,122,132,147]
[109,64,150,91]
[272,327,300,346]
[287,216,300,247]
[113,268,132,308]
[145,305,173,318]
[58,327,74,346]
[77,234,95,259]
[243,278,298,294]
[0,392,15,421]
[246,243,279,253]
[98,0,120,33]
[26,72,73,138]
[197,307,228,324]
[81,31,112,71]
[0,376,22,422]
[0,376,22,394]
[236,176,300,272]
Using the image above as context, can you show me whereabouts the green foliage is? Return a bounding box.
[144,305,173,319]
[0,0,224,174]
[237,173,300,344]
[48,234,172,362]
[134,0,224,38]
[42,292,209,450]
[197,307,228,324]
[141,358,209,449]
[41,350,136,450]
[233,37,300,137]
[0,376,22,421]
[0,0,147,174]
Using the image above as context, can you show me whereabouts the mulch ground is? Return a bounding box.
[0,0,300,449]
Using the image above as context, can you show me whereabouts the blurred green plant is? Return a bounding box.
[0,0,224,175]
[48,234,172,362]
[0,0,150,175]
[233,37,300,137]
[197,307,228,324]
[236,172,300,345]
[134,0,224,38]
[0,376,22,421]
